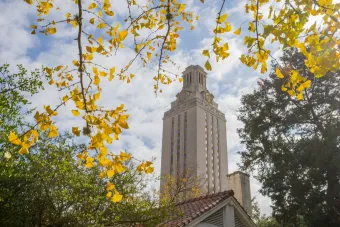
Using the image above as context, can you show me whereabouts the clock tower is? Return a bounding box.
[160,65,228,197]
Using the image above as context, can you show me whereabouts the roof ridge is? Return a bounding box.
[164,190,236,227]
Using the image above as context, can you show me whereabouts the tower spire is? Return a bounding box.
[182,65,207,91]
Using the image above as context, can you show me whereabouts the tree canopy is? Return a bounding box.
[238,48,340,226]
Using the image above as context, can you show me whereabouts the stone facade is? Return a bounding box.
[227,172,252,215]
[160,65,228,196]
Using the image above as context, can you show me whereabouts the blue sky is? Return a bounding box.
[0,0,280,214]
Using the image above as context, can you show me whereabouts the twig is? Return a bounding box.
[156,0,171,95]
[77,0,88,115]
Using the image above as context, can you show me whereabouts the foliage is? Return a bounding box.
[238,48,340,226]
[0,64,44,158]
[12,0,340,199]
[251,197,290,227]
[160,166,203,204]
[0,133,176,226]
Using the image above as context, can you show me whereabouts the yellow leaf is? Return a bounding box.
[24,0,33,4]
[8,132,21,145]
[202,49,210,58]
[117,104,124,111]
[45,67,53,76]
[18,147,29,155]
[106,182,115,191]
[204,60,212,71]
[85,157,94,168]
[98,36,103,45]
[71,20,77,28]
[99,171,106,178]
[178,4,186,12]
[105,10,114,16]
[88,2,97,10]
[100,71,107,77]
[297,91,304,100]
[97,23,107,29]
[107,169,115,178]
[94,75,100,85]
[301,80,311,89]
[89,18,95,24]
[248,22,255,32]
[261,63,267,74]
[72,127,81,136]
[110,67,116,75]
[31,30,36,35]
[30,25,37,29]
[86,46,93,52]
[118,30,128,41]
[106,191,112,198]
[145,166,154,174]
[4,151,11,159]
[111,191,123,203]
[93,67,98,75]
[287,90,296,96]
[147,52,152,61]
[47,27,56,34]
[234,27,241,35]
[276,68,284,78]
[179,77,183,83]
[115,163,126,173]
[218,13,228,23]
[118,118,129,129]
[62,95,68,102]
[48,125,58,138]
[72,110,80,116]
[120,152,131,162]
[72,60,79,66]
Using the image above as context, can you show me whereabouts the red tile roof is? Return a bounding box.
[164,190,235,227]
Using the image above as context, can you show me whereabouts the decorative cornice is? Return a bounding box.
[164,98,226,121]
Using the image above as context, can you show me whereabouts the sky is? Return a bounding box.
[0,0,285,215]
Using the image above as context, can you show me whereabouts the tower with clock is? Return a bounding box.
[160,65,229,198]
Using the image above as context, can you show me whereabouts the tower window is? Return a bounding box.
[177,114,181,177]
[170,117,174,175]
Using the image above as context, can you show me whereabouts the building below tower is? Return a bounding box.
[227,171,252,215]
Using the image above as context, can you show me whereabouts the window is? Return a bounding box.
[211,115,214,192]
[205,112,209,192]
[184,112,187,177]
[177,114,181,176]
[170,117,174,175]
